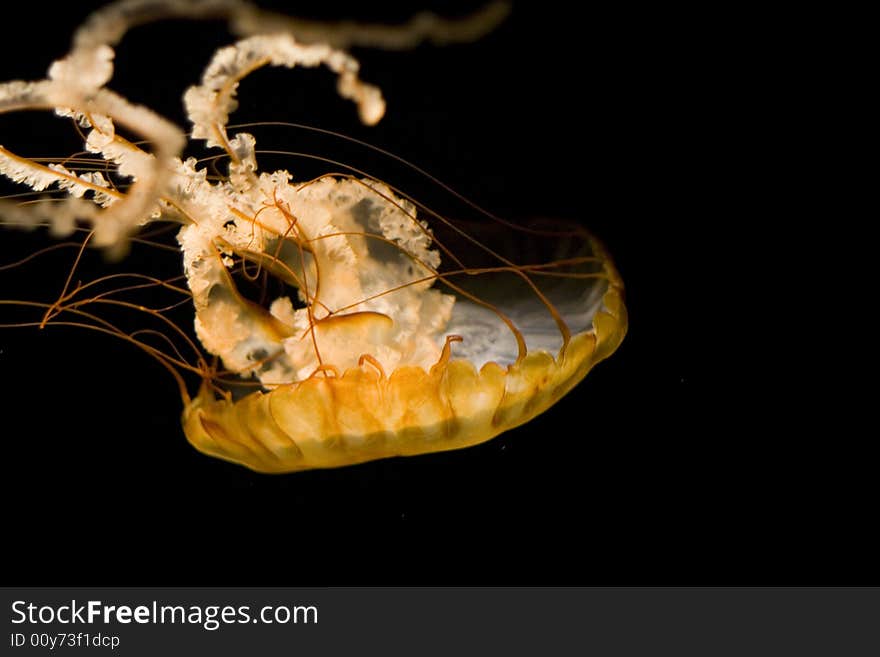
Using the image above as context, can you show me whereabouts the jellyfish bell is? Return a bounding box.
[0,0,626,473]
[183,222,625,472]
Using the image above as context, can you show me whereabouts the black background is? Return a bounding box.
[0,1,868,585]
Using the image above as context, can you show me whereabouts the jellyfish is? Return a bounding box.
[0,0,626,473]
